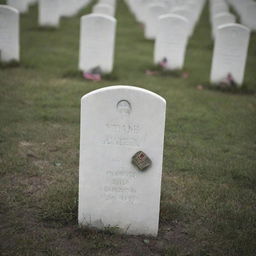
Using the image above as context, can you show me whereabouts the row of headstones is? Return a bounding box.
[125,0,206,70]
[79,0,117,73]
[126,0,206,40]
[2,0,165,237]
[92,0,116,17]
[228,0,256,31]
[39,0,92,27]
[0,0,93,62]
[39,0,117,28]
[7,0,36,13]
[209,0,251,86]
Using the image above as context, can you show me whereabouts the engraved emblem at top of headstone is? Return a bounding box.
[117,100,131,115]
[132,151,152,171]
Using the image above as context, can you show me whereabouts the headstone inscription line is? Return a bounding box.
[78,86,166,236]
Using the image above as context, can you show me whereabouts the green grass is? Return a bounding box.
[0,0,256,255]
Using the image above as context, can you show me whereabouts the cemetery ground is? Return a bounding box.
[0,1,256,255]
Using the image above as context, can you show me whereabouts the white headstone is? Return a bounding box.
[242,2,256,31]
[210,24,250,86]
[79,14,116,73]
[99,0,116,8]
[154,14,189,69]
[60,0,79,17]
[78,86,166,236]
[93,3,114,16]
[0,5,19,62]
[144,3,166,39]
[171,7,194,36]
[7,0,29,13]
[210,3,229,23]
[39,0,61,27]
[212,12,236,38]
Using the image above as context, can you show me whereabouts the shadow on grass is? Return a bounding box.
[28,26,58,32]
[62,70,119,81]
[0,60,20,69]
[144,64,187,78]
[204,82,255,95]
[0,61,36,70]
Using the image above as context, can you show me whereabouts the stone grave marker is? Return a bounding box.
[144,3,166,39]
[154,14,189,70]
[60,0,79,17]
[7,0,29,13]
[93,3,114,16]
[39,0,61,27]
[242,2,256,31]
[171,7,194,36]
[210,24,250,86]
[78,86,166,236]
[212,12,236,38]
[0,5,19,63]
[79,13,116,73]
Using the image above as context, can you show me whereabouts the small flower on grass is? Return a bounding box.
[83,66,102,81]
[182,72,189,79]
[196,84,204,90]
[145,70,159,76]
[220,73,237,88]
[143,239,150,244]
[159,57,168,69]
[83,72,101,81]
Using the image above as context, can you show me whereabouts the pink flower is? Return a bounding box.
[83,72,101,81]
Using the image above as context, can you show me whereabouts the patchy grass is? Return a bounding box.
[0,0,255,256]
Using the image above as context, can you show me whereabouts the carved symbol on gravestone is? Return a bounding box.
[132,151,152,171]
[117,100,131,115]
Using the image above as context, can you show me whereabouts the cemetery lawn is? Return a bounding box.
[0,1,256,256]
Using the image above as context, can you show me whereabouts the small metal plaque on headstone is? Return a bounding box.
[132,151,152,171]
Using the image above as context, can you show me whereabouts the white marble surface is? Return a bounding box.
[171,7,194,36]
[98,0,116,9]
[144,3,166,39]
[0,5,19,62]
[242,2,256,31]
[7,0,29,13]
[78,86,166,236]
[59,0,79,17]
[39,0,60,27]
[212,12,236,38]
[93,3,114,16]
[154,14,189,70]
[210,24,250,86]
[79,14,116,73]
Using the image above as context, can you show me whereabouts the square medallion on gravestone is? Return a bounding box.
[132,151,152,171]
